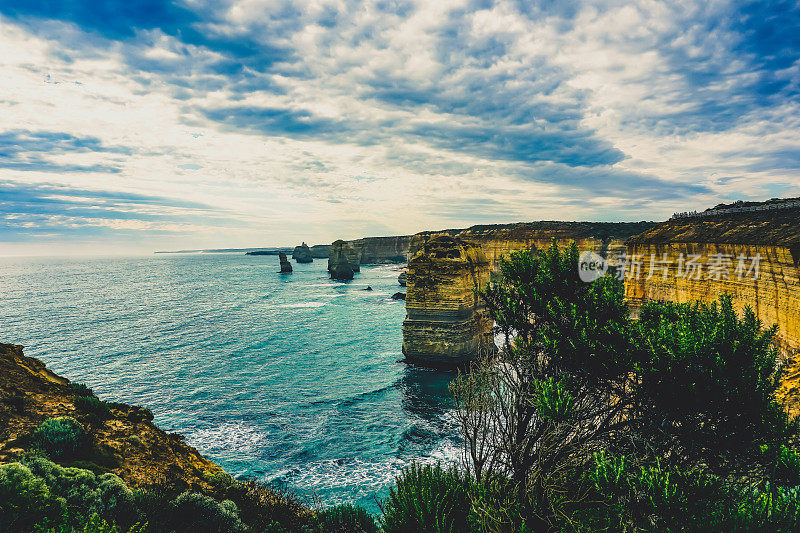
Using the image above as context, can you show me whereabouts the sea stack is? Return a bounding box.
[278,252,293,273]
[398,270,407,286]
[292,242,313,263]
[328,240,356,280]
[402,235,496,367]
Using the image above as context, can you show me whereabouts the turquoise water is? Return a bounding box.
[0,254,460,511]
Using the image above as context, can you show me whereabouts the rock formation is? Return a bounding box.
[0,343,224,492]
[278,252,292,273]
[391,292,406,300]
[398,270,407,286]
[310,244,330,258]
[351,235,411,264]
[328,240,356,280]
[292,242,313,263]
[402,221,656,367]
[402,235,496,367]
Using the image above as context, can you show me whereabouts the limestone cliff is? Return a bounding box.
[292,242,313,263]
[328,240,357,280]
[413,221,655,270]
[623,209,800,414]
[350,235,411,264]
[310,244,330,258]
[0,343,224,492]
[402,221,655,366]
[402,236,496,367]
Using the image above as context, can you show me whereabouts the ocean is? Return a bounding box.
[0,254,460,512]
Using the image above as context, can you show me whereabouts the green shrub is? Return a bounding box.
[306,504,377,533]
[75,396,112,421]
[67,383,95,398]
[211,477,313,532]
[0,462,67,532]
[26,457,142,529]
[381,464,474,533]
[30,417,85,459]
[170,491,246,533]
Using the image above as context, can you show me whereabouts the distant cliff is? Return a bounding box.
[350,235,411,264]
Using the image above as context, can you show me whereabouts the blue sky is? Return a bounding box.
[0,0,798,254]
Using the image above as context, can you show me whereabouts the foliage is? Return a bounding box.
[449,241,800,530]
[67,383,95,398]
[575,451,800,532]
[0,462,67,532]
[633,296,800,482]
[75,396,112,421]
[380,463,474,533]
[25,457,142,530]
[305,503,377,533]
[206,472,314,532]
[169,491,246,533]
[30,417,86,459]
[453,241,635,522]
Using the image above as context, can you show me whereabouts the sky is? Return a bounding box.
[0,0,799,255]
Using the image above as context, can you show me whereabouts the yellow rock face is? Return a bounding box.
[402,235,495,366]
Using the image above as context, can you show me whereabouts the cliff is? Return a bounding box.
[623,209,800,414]
[413,221,655,270]
[350,235,411,264]
[403,221,656,366]
[0,343,224,493]
[309,244,330,258]
[402,236,496,367]
[328,240,357,280]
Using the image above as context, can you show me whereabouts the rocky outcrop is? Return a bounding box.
[398,270,407,286]
[402,221,656,367]
[278,252,293,273]
[402,236,496,367]
[623,208,800,414]
[0,343,224,492]
[351,235,411,264]
[292,242,313,263]
[328,240,356,280]
[310,244,330,258]
[391,292,406,300]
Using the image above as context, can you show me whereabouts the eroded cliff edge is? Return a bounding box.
[0,343,224,492]
[403,221,655,367]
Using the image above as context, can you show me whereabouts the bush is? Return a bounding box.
[75,396,112,421]
[67,383,95,398]
[306,504,377,533]
[170,491,246,533]
[577,451,800,532]
[26,457,142,529]
[209,476,313,532]
[381,464,474,533]
[30,417,85,459]
[0,462,66,532]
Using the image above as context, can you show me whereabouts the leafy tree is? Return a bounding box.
[452,241,637,524]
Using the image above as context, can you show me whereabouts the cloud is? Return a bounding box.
[0,130,133,173]
[0,0,799,250]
